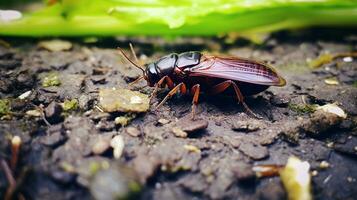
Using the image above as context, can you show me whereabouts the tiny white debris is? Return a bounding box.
[110,135,124,159]
[343,57,353,62]
[130,96,142,104]
[18,90,32,99]
[317,103,347,119]
[0,10,22,22]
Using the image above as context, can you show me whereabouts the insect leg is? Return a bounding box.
[209,80,260,118]
[150,76,175,102]
[128,76,144,86]
[190,84,201,120]
[156,83,187,109]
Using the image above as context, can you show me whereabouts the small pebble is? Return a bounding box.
[183,144,201,153]
[172,127,187,138]
[110,135,125,159]
[232,120,261,132]
[319,161,330,169]
[45,101,63,120]
[311,170,318,176]
[26,109,42,117]
[92,137,111,155]
[232,162,255,181]
[270,94,290,107]
[99,88,149,113]
[126,127,141,137]
[158,118,170,125]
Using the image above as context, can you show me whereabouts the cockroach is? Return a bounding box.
[119,48,286,119]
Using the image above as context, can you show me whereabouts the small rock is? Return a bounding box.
[183,144,201,153]
[110,135,125,159]
[92,136,111,155]
[115,115,136,126]
[333,137,357,156]
[78,94,93,110]
[91,75,107,84]
[0,46,12,58]
[99,88,149,113]
[132,155,160,184]
[238,142,269,160]
[26,109,42,117]
[259,181,286,200]
[89,166,140,200]
[158,118,170,125]
[50,170,76,185]
[172,127,187,138]
[39,40,72,52]
[175,117,208,133]
[45,101,63,122]
[303,109,343,136]
[232,120,262,132]
[232,162,255,181]
[126,127,141,137]
[41,124,66,147]
[319,161,330,169]
[270,94,290,107]
[96,119,115,131]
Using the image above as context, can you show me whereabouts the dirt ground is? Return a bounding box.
[0,29,356,200]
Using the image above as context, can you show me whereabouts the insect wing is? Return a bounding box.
[188,56,286,86]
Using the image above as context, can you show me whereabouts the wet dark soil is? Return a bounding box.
[0,29,357,200]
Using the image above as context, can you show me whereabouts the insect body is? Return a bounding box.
[119,49,286,119]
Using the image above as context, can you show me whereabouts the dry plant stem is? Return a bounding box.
[129,43,139,63]
[1,159,16,200]
[10,136,21,171]
[334,52,357,59]
[253,164,284,178]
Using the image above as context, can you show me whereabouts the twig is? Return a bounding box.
[10,136,21,171]
[1,159,16,200]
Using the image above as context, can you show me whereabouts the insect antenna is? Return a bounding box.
[118,47,145,73]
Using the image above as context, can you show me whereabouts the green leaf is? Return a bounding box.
[1,0,357,36]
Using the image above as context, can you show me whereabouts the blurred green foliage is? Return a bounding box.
[0,0,357,36]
